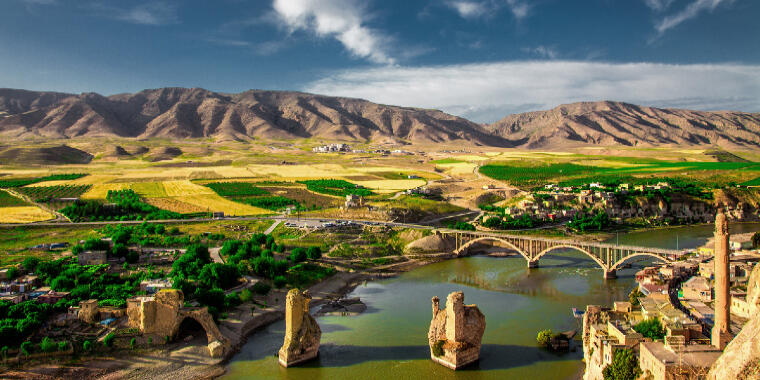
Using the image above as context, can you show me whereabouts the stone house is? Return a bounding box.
[78,250,108,265]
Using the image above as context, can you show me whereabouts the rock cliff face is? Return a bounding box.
[708,263,760,379]
[428,291,486,370]
[279,289,321,367]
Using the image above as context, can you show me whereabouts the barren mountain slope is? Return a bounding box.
[0,87,507,146]
[488,101,760,149]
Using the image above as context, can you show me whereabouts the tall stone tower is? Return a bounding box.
[712,209,731,349]
[279,289,321,367]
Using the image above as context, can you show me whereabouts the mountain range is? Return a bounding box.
[1,87,759,149]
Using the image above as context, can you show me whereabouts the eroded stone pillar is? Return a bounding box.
[428,291,486,370]
[279,289,321,367]
[712,209,732,349]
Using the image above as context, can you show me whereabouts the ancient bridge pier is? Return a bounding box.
[440,230,685,279]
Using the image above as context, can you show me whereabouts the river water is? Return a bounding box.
[223,223,760,380]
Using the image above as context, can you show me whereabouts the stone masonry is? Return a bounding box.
[279,289,321,367]
[712,209,732,350]
[428,291,486,370]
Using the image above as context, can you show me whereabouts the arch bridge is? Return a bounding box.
[442,230,686,279]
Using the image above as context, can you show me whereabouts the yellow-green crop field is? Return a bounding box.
[0,207,55,223]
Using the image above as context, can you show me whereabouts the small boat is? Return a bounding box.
[571,308,585,318]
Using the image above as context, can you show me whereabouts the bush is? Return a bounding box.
[239,288,253,303]
[306,246,322,260]
[1,345,8,360]
[252,281,271,295]
[603,348,641,380]
[20,341,32,357]
[103,332,115,347]
[633,318,665,340]
[39,337,56,353]
[432,339,445,357]
[224,292,242,308]
[273,276,287,288]
[23,257,40,272]
[130,338,136,349]
[83,340,92,351]
[536,329,553,347]
[58,340,68,352]
[290,248,307,263]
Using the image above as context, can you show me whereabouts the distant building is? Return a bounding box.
[312,143,351,153]
[78,250,108,266]
[140,279,173,294]
[37,291,70,305]
[345,194,364,208]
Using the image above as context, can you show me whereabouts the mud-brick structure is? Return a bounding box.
[279,289,321,367]
[428,291,486,370]
[126,289,228,357]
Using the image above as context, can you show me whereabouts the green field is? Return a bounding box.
[0,190,29,207]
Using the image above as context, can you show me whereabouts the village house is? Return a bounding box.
[78,250,108,265]
[681,276,712,302]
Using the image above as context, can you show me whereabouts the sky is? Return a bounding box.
[1,0,759,122]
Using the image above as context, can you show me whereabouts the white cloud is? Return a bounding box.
[271,0,394,64]
[506,0,530,19]
[655,0,733,34]
[304,61,760,123]
[88,1,179,26]
[522,45,558,59]
[643,0,675,12]
[446,1,488,19]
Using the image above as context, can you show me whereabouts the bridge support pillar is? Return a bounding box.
[603,270,617,279]
[527,260,539,269]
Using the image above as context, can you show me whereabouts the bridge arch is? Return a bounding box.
[533,245,609,271]
[609,252,671,271]
[455,236,529,261]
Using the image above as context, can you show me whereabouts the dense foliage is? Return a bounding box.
[298,179,373,196]
[205,182,269,197]
[0,300,54,346]
[242,196,300,210]
[0,174,88,188]
[633,318,665,340]
[60,189,183,222]
[602,348,641,380]
[482,214,538,230]
[628,288,644,306]
[536,329,553,347]
[446,221,476,231]
[568,211,612,232]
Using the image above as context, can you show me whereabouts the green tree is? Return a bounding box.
[628,288,644,306]
[1,345,8,361]
[20,341,32,357]
[290,248,307,263]
[603,348,641,380]
[39,337,56,352]
[83,340,92,351]
[273,275,287,288]
[306,246,322,260]
[103,332,115,347]
[22,257,40,272]
[633,318,665,340]
[130,337,136,350]
[239,288,253,303]
[57,340,68,352]
[536,329,553,347]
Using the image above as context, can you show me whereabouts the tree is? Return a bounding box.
[198,263,240,289]
[130,337,136,350]
[22,257,40,272]
[633,318,665,340]
[20,341,32,357]
[83,340,92,351]
[103,332,115,347]
[306,246,322,260]
[603,348,641,380]
[536,329,553,347]
[273,276,287,288]
[290,248,307,263]
[628,288,644,306]
[1,345,8,361]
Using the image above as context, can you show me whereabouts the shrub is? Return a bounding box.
[130,338,136,349]
[57,340,68,352]
[1,345,8,360]
[23,257,40,272]
[83,340,92,351]
[252,281,271,295]
[20,341,32,357]
[224,292,242,308]
[103,332,115,347]
[290,248,307,263]
[306,246,322,260]
[432,340,445,357]
[633,318,665,340]
[536,329,553,348]
[273,276,287,288]
[603,348,641,380]
[239,288,253,303]
[148,337,153,345]
[39,337,56,353]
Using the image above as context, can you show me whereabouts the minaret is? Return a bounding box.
[712,209,731,349]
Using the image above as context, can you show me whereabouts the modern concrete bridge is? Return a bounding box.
[441,230,686,278]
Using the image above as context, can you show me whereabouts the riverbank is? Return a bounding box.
[1,253,455,380]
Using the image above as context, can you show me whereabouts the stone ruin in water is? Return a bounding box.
[428,291,486,370]
[279,289,321,367]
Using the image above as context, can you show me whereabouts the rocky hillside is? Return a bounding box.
[2,88,759,150]
[0,88,506,146]
[487,101,760,149]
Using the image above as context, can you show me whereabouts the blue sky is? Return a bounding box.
[1,0,759,122]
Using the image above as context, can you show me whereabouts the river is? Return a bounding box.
[223,223,760,380]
